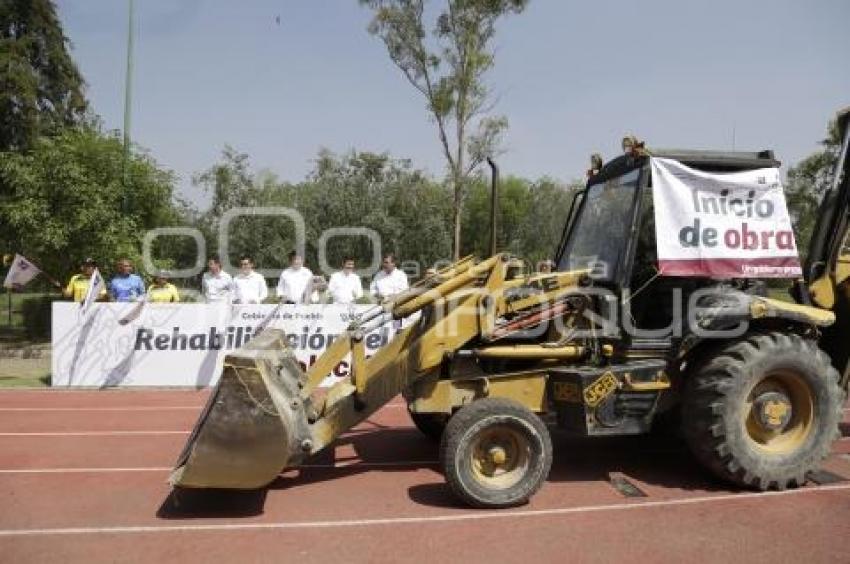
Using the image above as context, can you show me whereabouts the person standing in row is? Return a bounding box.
[276,251,314,304]
[63,258,107,302]
[202,255,232,303]
[327,256,363,304]
[370,253,408,301]
[108,258,145,302]
[232,255,267,304]
[147,271,180,303]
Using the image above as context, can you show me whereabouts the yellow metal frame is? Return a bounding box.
[294,255,591,451]
[749,297,835,326]
[408,372,549,414]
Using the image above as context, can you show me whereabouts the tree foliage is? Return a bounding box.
[785,119,842,257]
[193,145,257,221]
[0,126,180,278]
[0,0,87,152]
[460,174,579,262]
[196,147,455,277]
[361,0,527,259]
[195,145,578,279]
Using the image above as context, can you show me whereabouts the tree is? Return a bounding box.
[461,175,580,262]
[0,0,87,152]
[785,119,842,258]
[268,149,452,276]
[361,0,527,260]
[0,126,179,279]
[194,147,453,277]
[193,145,257,221]
[193,146,288,270]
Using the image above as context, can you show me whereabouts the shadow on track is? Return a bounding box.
[406,428,732,509]
[155,426,439,519]
[156,417,850,517]
[157,488,269,519]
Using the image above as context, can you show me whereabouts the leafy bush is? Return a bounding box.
[20,296,60,340]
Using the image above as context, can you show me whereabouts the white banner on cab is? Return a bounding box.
[651,158,801,278]
[51,303,395,387]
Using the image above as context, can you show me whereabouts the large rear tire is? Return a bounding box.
[440,398,552,508]
[683,333,843,490]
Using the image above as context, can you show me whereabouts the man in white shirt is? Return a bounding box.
[370,253,409,301]
[232,255,268,304]
[201,255,233,303]
[328,256,363,304]
[276,251,314,304]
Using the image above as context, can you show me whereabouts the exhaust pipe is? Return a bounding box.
[487,158,499,257]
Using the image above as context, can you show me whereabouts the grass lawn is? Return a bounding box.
[0,357,50,387]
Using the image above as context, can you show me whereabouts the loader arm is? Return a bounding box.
[170,254,590,489]
[804,107,850,308]
[800,106,850,388]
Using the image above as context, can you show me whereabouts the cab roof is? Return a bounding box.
[589,149,779,185]
[650,148,780,171]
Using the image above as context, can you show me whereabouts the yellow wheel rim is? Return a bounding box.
[470,425,531,490]
[744,370,814,455]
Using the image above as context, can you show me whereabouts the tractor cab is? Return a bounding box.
[555,147,805,340]
[556,109,850,385]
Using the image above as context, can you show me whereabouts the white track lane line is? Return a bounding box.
[0,467,172,474]
[0,404,406,412]
[0,431,190,437]
[0,460,440,474]
[0,402,837,411]
[0,389,208,393]
[0,432,844,440]
[0,483,847,537]
[0,407,202,412]
[0,424,407,438]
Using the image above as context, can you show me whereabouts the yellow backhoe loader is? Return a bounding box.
[171,108,850,508]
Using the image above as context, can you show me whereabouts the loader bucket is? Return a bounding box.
[169,330,312,489]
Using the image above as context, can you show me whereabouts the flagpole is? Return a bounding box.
[1,259,9,327]
[122,0,135,213]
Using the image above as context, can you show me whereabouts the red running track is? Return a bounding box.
[0,388,849,563]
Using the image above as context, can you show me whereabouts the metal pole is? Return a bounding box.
[122,0,135,211]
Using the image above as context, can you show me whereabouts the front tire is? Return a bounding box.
[683,333,843,490]
[440,398,552,508]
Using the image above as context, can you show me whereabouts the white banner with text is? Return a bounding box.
[651,158,801,278]
[51,303,396,387]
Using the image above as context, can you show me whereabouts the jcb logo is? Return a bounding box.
[583,373,619,407]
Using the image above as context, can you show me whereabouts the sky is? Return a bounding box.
[56,0,850,208]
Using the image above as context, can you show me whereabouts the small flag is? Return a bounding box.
[3,254,41,289]
[79,268,105,318]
